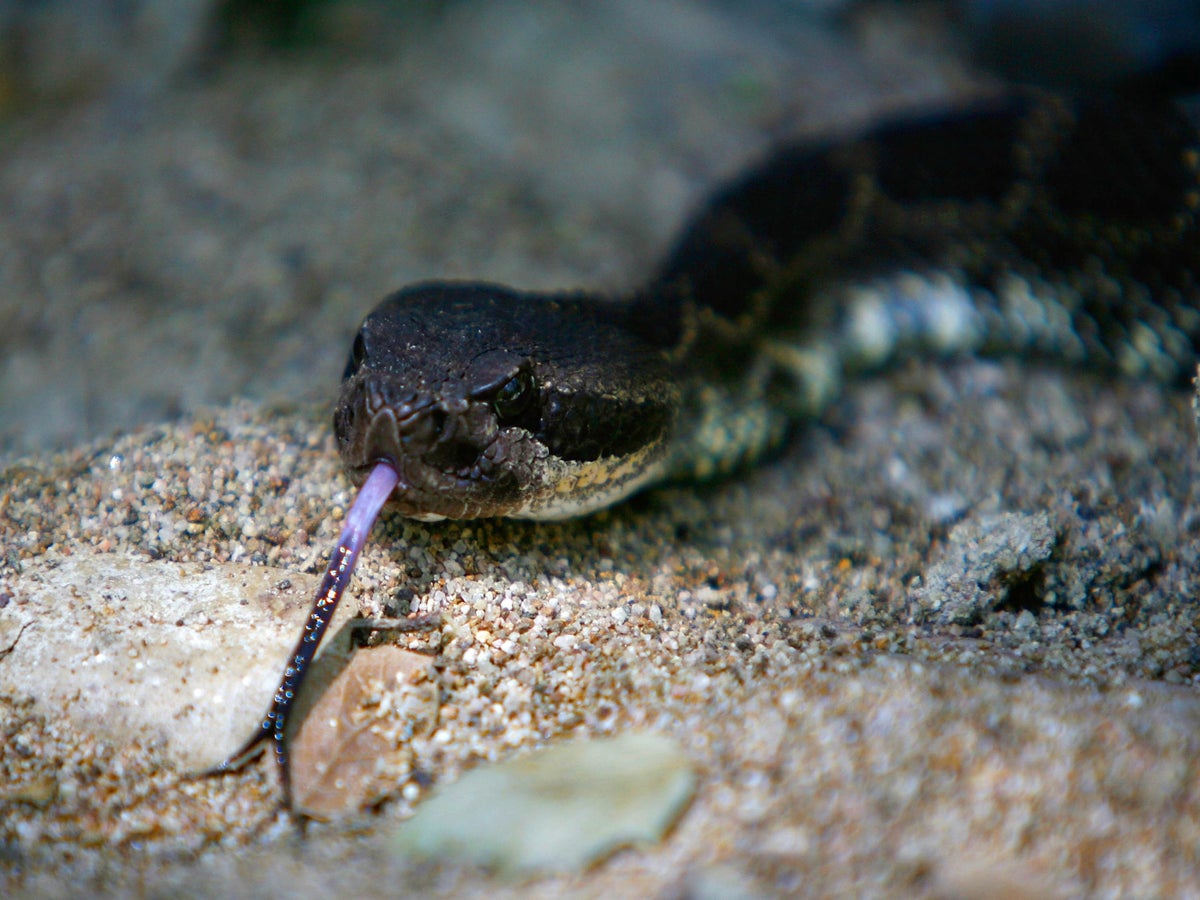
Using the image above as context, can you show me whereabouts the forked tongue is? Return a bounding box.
[214,461,399,807]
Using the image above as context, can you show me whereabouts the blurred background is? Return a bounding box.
[0,0,1194,454]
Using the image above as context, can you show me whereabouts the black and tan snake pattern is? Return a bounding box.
[221,91,1200,805]
[333,92,1200,521]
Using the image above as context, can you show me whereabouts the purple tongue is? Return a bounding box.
[215,461,399,807]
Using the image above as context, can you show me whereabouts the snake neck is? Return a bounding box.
[615,91,1200,482]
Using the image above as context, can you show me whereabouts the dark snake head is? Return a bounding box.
[333,282,678,520]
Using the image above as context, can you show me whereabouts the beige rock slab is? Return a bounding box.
[0,552,328,770]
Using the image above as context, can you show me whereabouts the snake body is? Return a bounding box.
[226,91,1200,805]
[334,93,1200,522]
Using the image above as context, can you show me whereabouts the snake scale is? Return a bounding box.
[219,91,1200,806]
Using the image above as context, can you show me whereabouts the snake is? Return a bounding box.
[217,91,1200,807]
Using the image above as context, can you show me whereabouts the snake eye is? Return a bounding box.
[343,332,368,380]
[492,370,536,424]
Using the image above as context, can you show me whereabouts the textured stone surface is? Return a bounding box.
[0,553,326,770]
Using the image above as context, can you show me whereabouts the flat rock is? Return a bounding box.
[0,553,324,769]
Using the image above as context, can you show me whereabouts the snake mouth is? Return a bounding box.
[343,453,520,520]
[334,374,528,518]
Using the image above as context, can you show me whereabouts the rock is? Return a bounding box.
[393,733,696,874]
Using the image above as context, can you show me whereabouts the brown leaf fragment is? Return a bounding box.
[290,644,438,819]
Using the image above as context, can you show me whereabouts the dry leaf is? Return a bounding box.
[290,644,438,819]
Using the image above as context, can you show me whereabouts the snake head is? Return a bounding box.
[333,282,678,520]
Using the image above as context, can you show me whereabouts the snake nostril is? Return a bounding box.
[399,406,453,451]
[429,409,448,437]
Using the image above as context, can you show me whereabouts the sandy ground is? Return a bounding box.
[2,3,1200,897]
